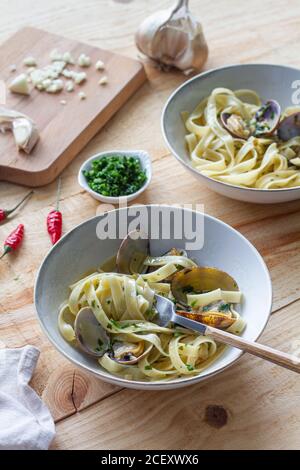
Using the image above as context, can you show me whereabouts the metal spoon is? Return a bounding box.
[154,294,300,374]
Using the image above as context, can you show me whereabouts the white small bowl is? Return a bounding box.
[78,150,152,203]
[162,63,300,204]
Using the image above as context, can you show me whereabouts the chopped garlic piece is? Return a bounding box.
[62,69,74,79]
[9,64,17,73]
[23,56,37,67]
[30,69,48,86]
[41,78,52,89]
[95,60,105,70]
[74,72,87,84]
[65,81,74,92]
[9,73,30,95]
[98,76,108,86]
[78,91,86,100]
[50,49,63,61]
[45,79,64,93]
[51,60,66,74]
[78,53,91,67]
[63,51,75,64]
[60,99,67,105]
[26,66,36,75]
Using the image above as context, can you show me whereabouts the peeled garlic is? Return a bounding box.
[45,79,64,93]
[95,60,105,71]
[0,107,39,154]
[78,91,87,100]
[73,72,87,84]
[78,53,91,67]
[12,118,39,153]
[98,76,108,86]
[23,56,37,67]
[50,49,63,61]
[63,51,75,65]
[9,73,30,95]
[65,80,74,92]
[135,0,208,73]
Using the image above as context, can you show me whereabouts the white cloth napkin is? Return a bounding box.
[0,345,55,450]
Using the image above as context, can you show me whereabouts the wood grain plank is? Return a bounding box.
[0,304,120,421]
[52,300,300,450]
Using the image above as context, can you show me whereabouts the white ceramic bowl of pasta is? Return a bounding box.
[162,63,300,203]
[35,206,272,390]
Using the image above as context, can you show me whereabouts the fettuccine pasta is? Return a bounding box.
[184,87,300,189]
[58,251,245,382]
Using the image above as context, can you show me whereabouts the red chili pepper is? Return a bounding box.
[47,178,62,245]
[0,190,33,223]
[0,224,24,259]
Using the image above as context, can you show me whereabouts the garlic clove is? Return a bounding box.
[9,73,30,95]
[0,107,39,154]
[135,0,208,73]
[12,118,39,153]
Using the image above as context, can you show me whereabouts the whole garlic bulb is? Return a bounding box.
[135,0,208,73]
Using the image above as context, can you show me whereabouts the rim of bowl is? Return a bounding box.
[161,62,300,194]
[34,205,273,389]
[78,150,152,203]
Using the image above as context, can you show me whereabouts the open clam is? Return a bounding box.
[277,112,300,141]
[171,266,239,306]
[171,267,239,329]
[75,307,153,364]
[221,100,281,139]
[116,229,149,274]
[74,307,110,357]
[110,340,153,365]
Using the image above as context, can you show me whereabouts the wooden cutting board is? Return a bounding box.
[0,27,146,187]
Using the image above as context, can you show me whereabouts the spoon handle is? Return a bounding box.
[173,313,300,373]
[205,325,300,374]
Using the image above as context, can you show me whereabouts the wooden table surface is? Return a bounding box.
[0,0,299,450]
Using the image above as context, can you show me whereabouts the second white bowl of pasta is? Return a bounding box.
[162,63,300,203]
[35,206,272,390]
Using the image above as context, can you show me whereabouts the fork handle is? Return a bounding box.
[205,325,300,373]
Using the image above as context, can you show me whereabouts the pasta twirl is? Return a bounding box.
[58,252,246,382]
